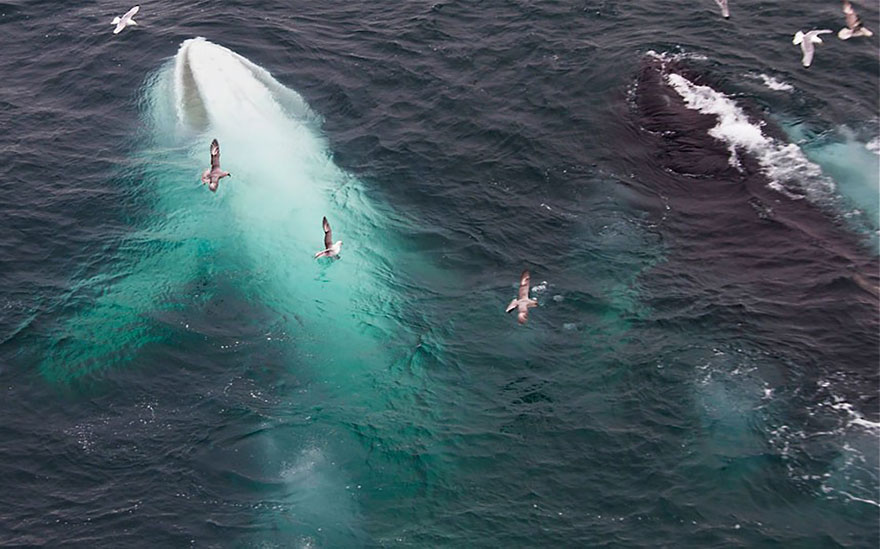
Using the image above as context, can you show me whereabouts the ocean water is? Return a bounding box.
[0,0,878,547]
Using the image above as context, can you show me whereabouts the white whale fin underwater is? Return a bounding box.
[37,37,430,544]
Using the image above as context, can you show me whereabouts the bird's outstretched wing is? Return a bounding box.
[322,217,333,250]
[124,5,139,20]
[715,0,729,18]
[843,1,860,30]
[210,139,220,170]
[518,270,531,301]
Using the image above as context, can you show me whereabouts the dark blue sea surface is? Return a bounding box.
[1,0,878,547]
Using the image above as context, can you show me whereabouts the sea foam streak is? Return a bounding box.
[753,73,794,92]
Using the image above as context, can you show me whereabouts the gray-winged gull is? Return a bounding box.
[112,6,139,34]
[201,138,231,192]
[314,217,342,259]
[839,1,873,40]
[793,29,832,67]
[506,269,538,325]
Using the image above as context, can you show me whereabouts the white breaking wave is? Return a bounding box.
[665,72,836,202]
[866,136,880,155]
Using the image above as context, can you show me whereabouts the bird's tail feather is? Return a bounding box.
[112,16,121,25]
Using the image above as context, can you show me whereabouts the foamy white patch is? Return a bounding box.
[753,73,794,92]
[646,50,709,63]
[666,72,836,202]
[866,136,880,155]
[830,398,880,431]
[532,281,548,294]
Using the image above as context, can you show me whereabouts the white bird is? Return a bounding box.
[201,138,231,192]
[793,30,832,67]
[714,0,730,19]
[839,1,873,40]
[111,6,139,34]
[314,217,342,259]
[505,270,538,325]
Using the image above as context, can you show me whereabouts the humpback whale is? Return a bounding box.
[619,51,880,514]
[39,37,429,545]
[622,49,879,452]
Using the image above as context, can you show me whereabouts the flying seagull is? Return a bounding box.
[111,5,139,34]
[839,1,873,40]
[714,0,730,19]
[314,217,342,259]
[505,269,538,325]
[201,138,231,192]
[793,29,832,68]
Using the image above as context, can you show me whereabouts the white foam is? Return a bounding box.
[665,72,836,202]
[751,73,794,92]
[866,136,880,155]
[645,50,709,63]
[830,398,880,431]
[837,490,880,508]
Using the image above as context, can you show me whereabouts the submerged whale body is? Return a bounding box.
[37,38,427,543]
[41,38,381,381]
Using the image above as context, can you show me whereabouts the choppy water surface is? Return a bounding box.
[0,1,877,546]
